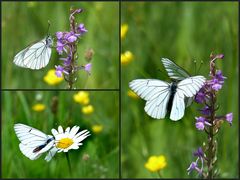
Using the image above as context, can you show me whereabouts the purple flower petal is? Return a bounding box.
[193,147,204,158]
[55,65,64,77]
[84,63,91,73]
[216,54,224,59]
[200,106,211,116]
[212,83,222,91]
[225,113,233,125]
[67,35,77,43]
[195,116,206,122]
[195,121,205,130]
[195,91,206,104]
[77,23,88,34]
[56,32,63,39]
[187,162,197,175]
[56,41,65,55]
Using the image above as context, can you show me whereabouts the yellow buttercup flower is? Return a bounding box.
[82,105,94,115]
[145,155,167,172]
[121,24,128,40]
[73,91,90,105]
[92,125,103,134]
[32,103,46,112]
[121,51,134,65]
[127,90,139,99]
[43,69,63,86]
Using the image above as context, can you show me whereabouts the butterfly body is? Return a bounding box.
[167,82,177,113]
[129,58,206,121]
[32,137,54,153]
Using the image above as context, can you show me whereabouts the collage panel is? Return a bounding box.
[2,1,119,89]
[121,2,238,178]
[2,91,119,178]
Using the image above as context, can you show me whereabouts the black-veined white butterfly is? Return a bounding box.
[14,123,56,161]
[129,58,206,121]
[13,35,53,70]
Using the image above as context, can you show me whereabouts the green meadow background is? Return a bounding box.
[2,2,119,89]
[121,2,238,178]
[2,91,119,178]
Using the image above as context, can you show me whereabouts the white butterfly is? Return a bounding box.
[129,58,206,121]
[14,123,57,162]
[13,36,53,70]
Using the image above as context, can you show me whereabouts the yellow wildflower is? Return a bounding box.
[32,103,46,112]
[82,105,94,115]
[127,90,139,99]
[73,91,90,105]
[145,155,167,172]
[43,69,63,86]
[92,125,103,134]
[121,51,134,65]
[121,24,128,40]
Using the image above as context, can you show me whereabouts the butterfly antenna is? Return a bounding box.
[196,60,204,74]
[47,20,51,36]
[193,60,197,75]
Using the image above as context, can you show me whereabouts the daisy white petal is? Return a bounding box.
[63,149,69,152]
[69,126,80,138]
[70,144,79,149]
[65,127,70,133]
[51,129,58,136]
[75,129,89,138]
[58,126,64,133]
[75,132,91,142]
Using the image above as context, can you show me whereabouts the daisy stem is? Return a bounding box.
[66,152,72,176]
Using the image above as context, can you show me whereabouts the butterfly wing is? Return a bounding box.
[45,147,58,162]
[14,123,54,160]
[13,37,52,70]
[19,143,42,160]
[170,76,206,121]
[129,79,171,119]
[161,58,190,80]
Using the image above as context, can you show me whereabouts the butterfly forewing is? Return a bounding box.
[14,123,55,160]
[19,143,43,160]
[177,76,206,97]
[161,58,190,80]
[13,36,52,70]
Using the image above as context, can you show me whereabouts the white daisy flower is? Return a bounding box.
[51,125,91,153]
[43,125,90,162]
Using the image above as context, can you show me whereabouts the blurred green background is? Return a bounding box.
[121,2,238,178]
[2,91,119,178]
[2,2,119,89]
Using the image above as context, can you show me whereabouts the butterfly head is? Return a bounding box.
[46,36,53,48]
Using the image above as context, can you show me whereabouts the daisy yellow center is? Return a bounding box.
[56,138,74,149]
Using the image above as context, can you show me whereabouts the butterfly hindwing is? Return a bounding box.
[170,76,206,121]
[129,79,171,119]
[14,123,55,160]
